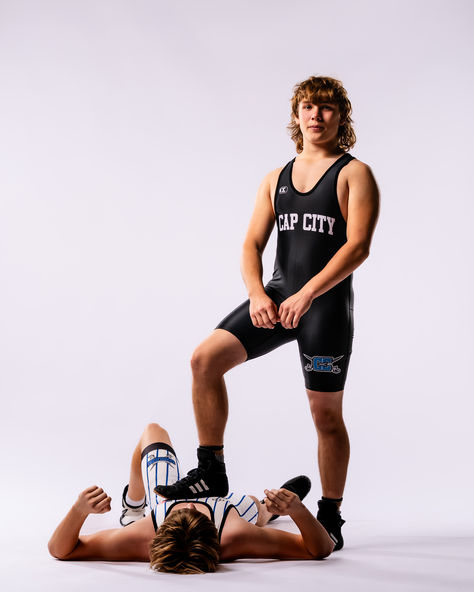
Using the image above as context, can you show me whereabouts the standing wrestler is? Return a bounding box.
[156,75,380,550]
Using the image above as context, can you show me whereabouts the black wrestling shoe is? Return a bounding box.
[266,475,312,522]
[154,447,229,499]
[317,499,346,551]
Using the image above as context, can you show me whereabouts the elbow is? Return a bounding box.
[311,541,335,560]
[242,239,263,257]
[48,542,69,561]
[357,241,370,261]
[312,547,333,560]
[349,241,370,263]
[47,540,57,558]
[48,546,64,560]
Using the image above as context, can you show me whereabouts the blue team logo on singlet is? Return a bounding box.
[279,185,288,194]
[303,354,344,374]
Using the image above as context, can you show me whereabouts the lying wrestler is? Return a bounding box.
[48,422,335,573]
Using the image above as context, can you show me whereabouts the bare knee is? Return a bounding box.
[141,422,171,445]
[190,330,247,379]
[308,401,345,434]
[190,345,222,378]
[307,390,345,435]
[314,409,345,434]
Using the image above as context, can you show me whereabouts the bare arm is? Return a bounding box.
[221,488,334,561]
[48,486,111,559]
[48,486,153,561]
[279,161,380,329]
[240,169,280,329]
[263,487,335,559]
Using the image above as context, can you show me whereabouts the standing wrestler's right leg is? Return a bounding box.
[155,290,293,500]
[191,329,247,445]
[154,329,247,499]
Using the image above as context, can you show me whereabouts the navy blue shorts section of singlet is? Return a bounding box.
[216,285,353,392]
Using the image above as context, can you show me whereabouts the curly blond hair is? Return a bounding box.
[149,508,220,574]
[287,75,356,153]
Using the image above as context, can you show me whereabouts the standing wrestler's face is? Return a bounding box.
[294,98,342,148]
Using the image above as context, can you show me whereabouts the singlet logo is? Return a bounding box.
[304,354,344,374]
[278,212,335,235]
[279,186,288,194]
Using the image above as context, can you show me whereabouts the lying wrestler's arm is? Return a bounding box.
[48,485,154,561]
[220,488,334,561]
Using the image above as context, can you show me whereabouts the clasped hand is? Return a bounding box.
[250,289,313,329]
[263,487,302,516]
[74,485,112,516]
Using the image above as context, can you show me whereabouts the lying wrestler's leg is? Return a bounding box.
[120,423,175,526]
[127,423,173,501]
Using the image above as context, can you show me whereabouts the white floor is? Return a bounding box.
[5,520,473,592]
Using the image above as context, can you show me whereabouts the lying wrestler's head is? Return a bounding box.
[288,75,356,153]
[149,505,220,574]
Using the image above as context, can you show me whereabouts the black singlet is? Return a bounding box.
[216,152,355,391]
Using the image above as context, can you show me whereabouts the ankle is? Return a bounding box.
[198,445,225,461]
[125,492,145,507]
[197,445,226,474]
[320,496,343,511]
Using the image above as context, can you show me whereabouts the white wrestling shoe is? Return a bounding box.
[119,484,146,527]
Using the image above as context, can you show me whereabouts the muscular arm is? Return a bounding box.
[279,161,380,328]
[48,486,154,561]
[306,161,380,299]
[222,490,334,561]
[240,170,282,329]
[240,170,276,298]
[50,519,153,561]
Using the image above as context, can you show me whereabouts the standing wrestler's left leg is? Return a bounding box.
[307,388,349,550]
[306,389,349,500]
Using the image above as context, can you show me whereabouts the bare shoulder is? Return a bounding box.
[265,165,286,209]
[267,164,285,186]
[344,157,375,178]
[219,509,252,560]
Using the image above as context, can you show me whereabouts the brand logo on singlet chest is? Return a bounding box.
[279,186,288,194]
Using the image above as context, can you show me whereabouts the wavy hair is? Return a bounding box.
[149,508,220,574]
[287,75,356,153]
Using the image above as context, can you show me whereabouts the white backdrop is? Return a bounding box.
[1,0,473,567]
